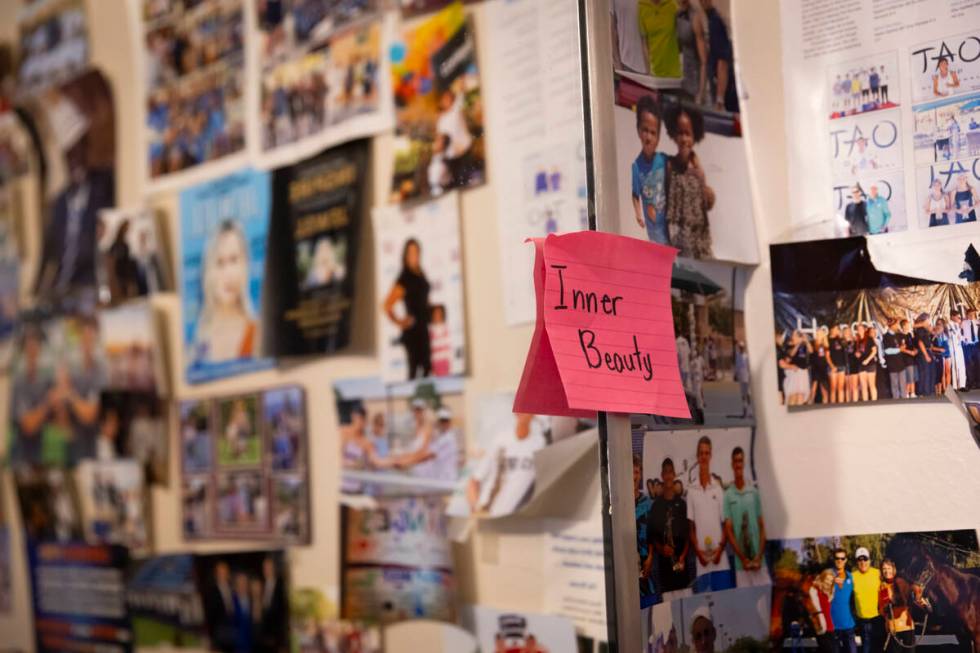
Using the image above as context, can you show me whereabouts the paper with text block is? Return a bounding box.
[515,231,689,418]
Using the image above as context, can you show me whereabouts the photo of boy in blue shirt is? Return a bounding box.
[631,95,670,246]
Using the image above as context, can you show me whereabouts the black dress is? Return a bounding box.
[397,268,432,379]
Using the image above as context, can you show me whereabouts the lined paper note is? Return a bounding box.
[542,231,689,417]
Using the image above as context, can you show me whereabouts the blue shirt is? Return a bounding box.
[830,570,856,630]
[636,494,653,557]
[632,151,668,244]
[866,196,891,234]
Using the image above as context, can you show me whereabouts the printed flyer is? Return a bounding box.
[778,2,980,240]
[263,140,368,358]
[179,167,274,383]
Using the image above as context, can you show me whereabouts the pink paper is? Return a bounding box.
[517,231,689,418]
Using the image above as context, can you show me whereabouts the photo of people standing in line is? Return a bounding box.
[389,2,485,202]
[634,428,764,610]
[195,552,288,653]
[611,0,739,114]
[8,311,105,469]
[335,376,464,497]
[768,529,980,653]
[826,54,899,120]
[374,194,465,382]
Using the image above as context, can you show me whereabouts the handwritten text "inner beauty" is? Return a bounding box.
[552,265,653,381]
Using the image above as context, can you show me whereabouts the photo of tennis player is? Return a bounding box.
[141,0,246,180]
[389,3,485,202]
[826,52,899,120]
[912,90,980,166]
[916,167,980,228]
[909,32,980,103]
[217,395,261,468]
[335,376,464,497]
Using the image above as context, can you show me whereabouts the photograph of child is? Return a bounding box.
[141,0,246,180]
[180,168,273,383]
[768,529,979,653]
[389,2,484,202]
[76,459,150,556]
[9,311,105,469]
[336,376,464,497]
[97,207,171,305]
[634,428,765,610]
[217,395,262,467]
[374,193,465,382]
[912,90,980,166]
[614,87,757,264]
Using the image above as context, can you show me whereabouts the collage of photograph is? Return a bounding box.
[180,385,310,543]
[141,0,246,180]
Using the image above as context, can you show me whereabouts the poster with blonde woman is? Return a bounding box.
[180,168,274,383]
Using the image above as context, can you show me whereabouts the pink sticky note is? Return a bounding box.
[515,231,689,418]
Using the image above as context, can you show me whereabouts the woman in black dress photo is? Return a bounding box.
[382,238,432,380]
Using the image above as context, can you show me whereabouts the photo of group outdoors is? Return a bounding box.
[374,193,465,382]
[445,392,550,520]
[16,0,88,97]
[97,207,171,305]
[179,386,310,543]
[141,0,246,180]
[257,0,385,156]
[912,91,980,167]
[610,0,740,114]
[826,53,899,120]
[645,585,770,653]
[772,238,980,407]
[99,301,166,394]
[75,459,150,555]
[389,2,485,202]
[8,310,106,468]
[908,32,980,104]
[194,551,289,653]
[335,376,464,497]
[290,585,382,653]
[634,428,767,610]
[341,497,455,624]
[611,64,759,262]
[641,258,753,430]
[768,529,980,652]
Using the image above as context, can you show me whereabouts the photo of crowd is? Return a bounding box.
[610,0,739,114]
[643,258,752,430]
[260,21,382,153]
[97,208,171,305]
[772,238,980,407]
[290,586,382,653]
[179,386,310,543]
[634,428,766,610]
[826,54,899,120]
[917,168,980,228]
[374,194,465,382]
[833,171,906,236]
[100,301,163,394]
[195,552,289,653]
[76,459,150,555]
[17,0,88,97]
[335,376,464,496]
[8,311,106,469]
[768,529,980,653]
[646,585,770,653]
[446,392,549,520]
[142,0,246,179]
[389,2,484,202]
[912,91,980,167]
